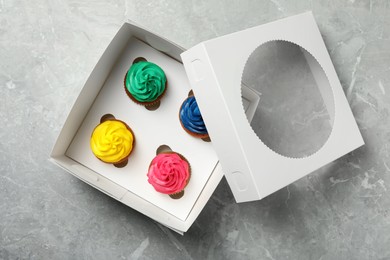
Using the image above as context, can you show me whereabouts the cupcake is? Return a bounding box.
[179,93,210,141]
[124,58,167,110]
[147,148,191,199]
[90,114,135,168]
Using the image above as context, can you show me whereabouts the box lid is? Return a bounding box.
[181,12,364,203]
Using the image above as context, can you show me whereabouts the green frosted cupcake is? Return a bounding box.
[124,59,167,110]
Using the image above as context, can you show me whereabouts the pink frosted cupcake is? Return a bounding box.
[147,150,191,199]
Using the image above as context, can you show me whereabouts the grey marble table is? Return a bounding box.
[1,1,390,259]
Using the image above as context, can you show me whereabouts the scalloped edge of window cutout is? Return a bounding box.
[239,40,335,159]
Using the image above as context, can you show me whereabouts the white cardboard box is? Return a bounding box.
[50,12,364,234]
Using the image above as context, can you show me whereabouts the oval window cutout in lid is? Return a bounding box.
[241,40,335,159]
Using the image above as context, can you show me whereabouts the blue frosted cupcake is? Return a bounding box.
[179,95,209,141]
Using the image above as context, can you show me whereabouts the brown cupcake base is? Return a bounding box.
[179,118,210,141]
[169,190,185,199]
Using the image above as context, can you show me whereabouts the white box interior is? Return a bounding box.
[51,21,259,233]
[66,38,219,221]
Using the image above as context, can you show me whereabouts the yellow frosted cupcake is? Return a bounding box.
[90,115,135,168]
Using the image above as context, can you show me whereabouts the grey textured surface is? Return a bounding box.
[242,40,333,158]
[1,1,390,259]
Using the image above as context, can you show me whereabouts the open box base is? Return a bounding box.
[51,22,259,233]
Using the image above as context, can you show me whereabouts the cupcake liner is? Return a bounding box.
[169,190,185,199]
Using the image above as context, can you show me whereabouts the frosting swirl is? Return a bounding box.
[180,96,208,135]
[147,153,190,194]
[125,61,166,102]
[90,120,134,163]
